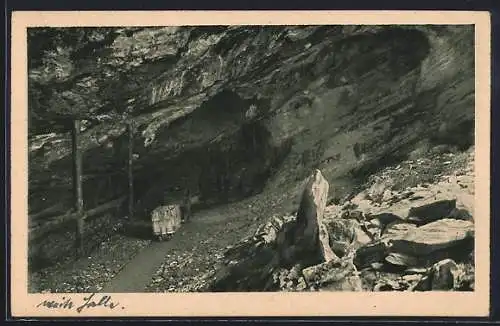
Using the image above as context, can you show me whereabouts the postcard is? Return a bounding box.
[10,10,490,317]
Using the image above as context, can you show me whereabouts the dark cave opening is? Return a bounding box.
[132,119,292,219]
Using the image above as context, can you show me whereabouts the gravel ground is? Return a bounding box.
[29,233,151,293]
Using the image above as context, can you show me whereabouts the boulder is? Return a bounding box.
[404,267,429,274]
[448,208,473,221]
[382,189,394,203]
[209,239,278,292]
[290,169,337,263]
[373,279,407,291]
[385,252,419,268]
[381,220,418,240]
[318,276,362,292]
[340,209,364,220]
[325,219,373,257]
[302,258,362,291]
[407,258,463,292]
[276,222,304,267]
[411,274,432,291]
[369,212,404,230]
[359,269,379,290]
[353,241,390,269]
[254,214,296,245]
[374,282,397,291]
[389,218,474,256]
[319,223,338,262]
[407,199,457,225]
[430,259,458,290]
[370,262,384,270]
[270,263,307,291]
[402,274,423,283]
[287,263,304,281]
[417,237,474,267]
[324,204,344,220]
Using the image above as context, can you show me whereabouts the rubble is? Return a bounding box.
[204,147,475,292]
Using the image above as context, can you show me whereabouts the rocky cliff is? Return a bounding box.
[28,25,474,227]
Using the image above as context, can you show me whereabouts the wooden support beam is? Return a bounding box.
[72,119,85,257]
[127,121,134,220]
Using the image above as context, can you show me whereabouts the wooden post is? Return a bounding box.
[72,119,84,258]
[182,185,191,223]
[127,121,134,220]
[252,126,257,153]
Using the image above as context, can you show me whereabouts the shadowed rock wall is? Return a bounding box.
[28,25,474,222]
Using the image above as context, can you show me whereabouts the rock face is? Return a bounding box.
[29,25,475,230]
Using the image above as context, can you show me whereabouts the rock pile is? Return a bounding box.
[206,165,475,292]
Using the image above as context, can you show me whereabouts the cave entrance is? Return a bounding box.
[134,120,292,217]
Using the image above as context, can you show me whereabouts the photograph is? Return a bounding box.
[10,10,491,317]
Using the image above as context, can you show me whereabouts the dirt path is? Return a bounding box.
[100,240,176,292]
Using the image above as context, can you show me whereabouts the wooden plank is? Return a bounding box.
[29,170,126,189]
[29,212,79,244]
[86,196,126,217]
[29,196,126,244]
[28,202,66,222]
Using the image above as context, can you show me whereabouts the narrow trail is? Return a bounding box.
[100,214,228,292]
[100,240,176,293]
